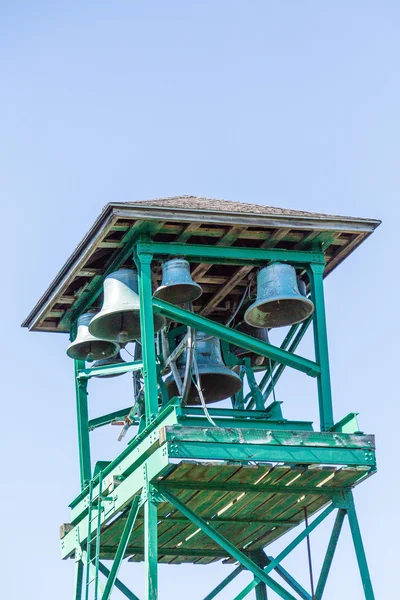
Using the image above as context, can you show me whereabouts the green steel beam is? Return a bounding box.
[265,557,311,600]
[101,496,141,600]
[137,253,159,423]
[98,562,141,600]
[74,360,91,489]
[309,263,334,431]
[152,299,320,377]
[177,415,314,431]
[234,503,335,599]
[161,489,298,600]
[73,558,84,600]
[345,492,375,599]
[77,360,143,380]
[315,509,346,600]
[88,407,139,430]
[203,566,243,600]
[145,488,158,600]
[159,481,342,495]
[137,241,325,266]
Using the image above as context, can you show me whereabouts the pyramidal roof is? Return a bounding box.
[22,195,380,333]
[115,195,371,222]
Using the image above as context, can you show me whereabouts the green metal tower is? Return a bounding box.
[23,196,380,600]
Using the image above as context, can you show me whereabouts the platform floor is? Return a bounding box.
[96,460,372,564]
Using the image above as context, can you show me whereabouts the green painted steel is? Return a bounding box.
[137,241,325,266]
[309,263,334,430]
[145,489,158,600]
[162,489,297,600]
[98,562,141,600]
[315,509,346,599]
[152,299,320,376]
[203,566,243,600]
[137,253,159,423]
[101,496,141,600]
[346,492,375,600]
[73,558,84,600]
[235,504,335,598]
[74,360,91,489]
[266,557,311,600]
[77,360,143,380]
[59,234,375,599]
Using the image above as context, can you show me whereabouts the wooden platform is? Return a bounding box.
[96,460,372,565]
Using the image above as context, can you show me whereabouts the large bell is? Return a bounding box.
[66,311,119,361]
[92,351,126,378]
[88,268,166,343]
[232,322,270,367]
[165,331,242,405]
[153,258,202,305]
[244,263,314,328]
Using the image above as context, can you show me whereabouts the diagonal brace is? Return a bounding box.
[234,503,335,598]
[315,509,346,599]
[162,489,297,600]
[98,562,141,600]
[101,496,140,600]
[153,299,320,376]
[203,566,243,600]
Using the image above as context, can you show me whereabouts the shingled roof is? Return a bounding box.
[22,196,380,332]
[119,196,369,222]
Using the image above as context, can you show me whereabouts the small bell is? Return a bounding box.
[165,331,242,405]
[88,267,165,343]
[244,263,314,328]
[66,311,119,361]
[153,258,202,305]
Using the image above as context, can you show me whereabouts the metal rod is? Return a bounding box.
[74,360,91,489]
[346,492,375,599]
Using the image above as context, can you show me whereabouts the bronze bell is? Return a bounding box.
[165,331,242,405]
[245,263,314,328]
[88,267,165,343]
[153,258,202,305]
[66,311,119,362]
[232,322,270,367]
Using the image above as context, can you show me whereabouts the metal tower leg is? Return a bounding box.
[145,492,158,600]
[345,493,375,600]
[315,509,346,599]
[73,558,84,600]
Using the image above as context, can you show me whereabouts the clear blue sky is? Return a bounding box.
[2,2,398,598]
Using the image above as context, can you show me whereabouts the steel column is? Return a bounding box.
[145,490,158,600]
[74,360,91,488]
[309,263,334,430]
[345,493,375,600]
[73,557,84,600]
[315,509,346,599]
[137,252,159,423]
[101,496,140,600]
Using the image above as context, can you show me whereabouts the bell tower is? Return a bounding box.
[23,196,380,600]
